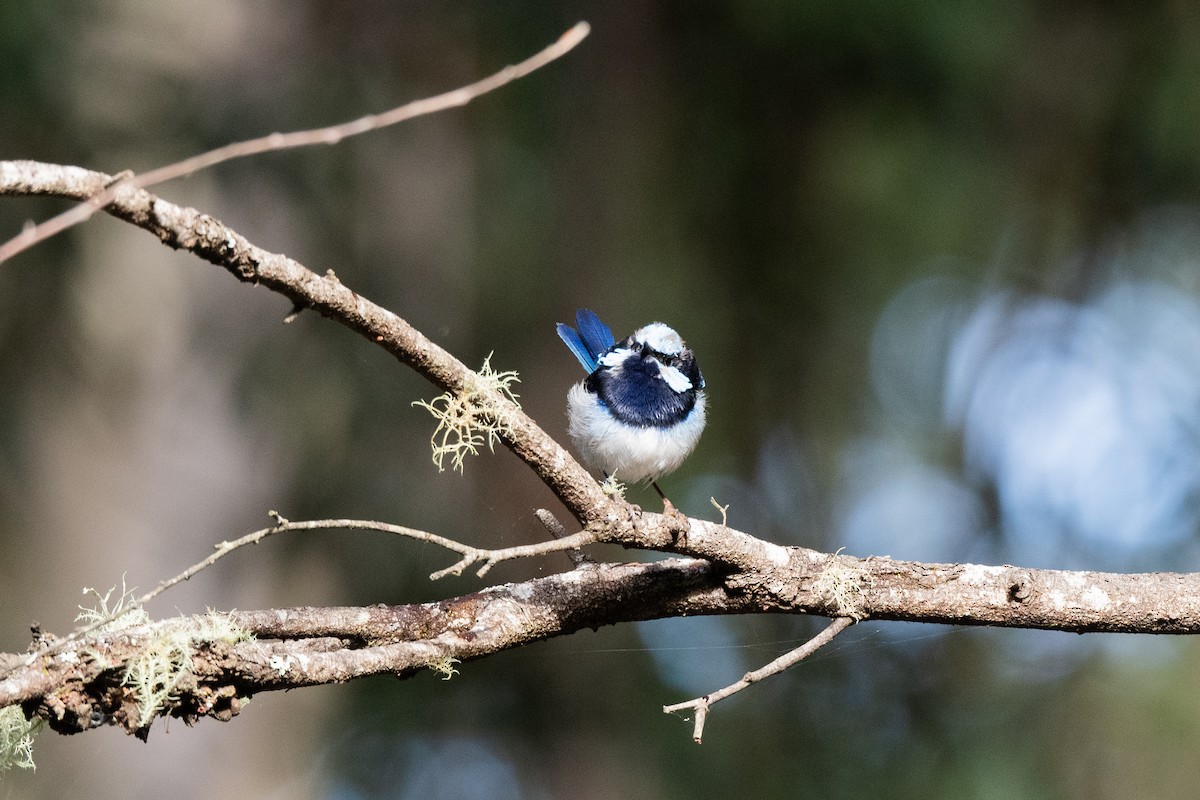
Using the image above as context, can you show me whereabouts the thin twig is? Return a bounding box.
[430,528,597,580]
[663,616,854,743]
[0,22,590,265]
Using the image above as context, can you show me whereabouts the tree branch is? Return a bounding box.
[0,512,598,681]
[5,545,1200,740]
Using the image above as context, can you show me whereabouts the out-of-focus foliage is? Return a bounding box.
[4,2,1200,798]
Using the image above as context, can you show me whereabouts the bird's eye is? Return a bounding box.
[659,352,686,369]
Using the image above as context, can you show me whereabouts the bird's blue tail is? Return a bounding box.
[557,308,615,373]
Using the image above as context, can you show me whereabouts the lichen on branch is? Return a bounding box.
[412,353,521,473]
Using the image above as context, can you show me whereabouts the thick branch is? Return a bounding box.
[6,549,1200,737]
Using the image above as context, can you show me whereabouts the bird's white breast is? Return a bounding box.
[566,382,707,483]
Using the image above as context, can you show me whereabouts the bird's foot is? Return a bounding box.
[661,497,690,548]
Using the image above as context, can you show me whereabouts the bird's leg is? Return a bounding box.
[652,480,690,547]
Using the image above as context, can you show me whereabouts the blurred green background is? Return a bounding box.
[5,2,1200,798]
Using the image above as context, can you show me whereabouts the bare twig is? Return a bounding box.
[0,22,590,265]
[663,616,854,743]
[709,497,730,526]
[429,528,596,579]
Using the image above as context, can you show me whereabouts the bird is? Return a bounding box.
[556,308,707,503]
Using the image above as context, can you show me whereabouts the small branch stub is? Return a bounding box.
[1008,570,1034,604]
[535,508,593,567]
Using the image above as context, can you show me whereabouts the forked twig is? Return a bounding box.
[663,616,854,743]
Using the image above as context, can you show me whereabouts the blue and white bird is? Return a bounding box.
[557,308,707,490]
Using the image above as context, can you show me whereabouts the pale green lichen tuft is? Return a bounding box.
[124,633,192,730]
[413,354,521,474]
[195,610,254,646]
[76,577,148,632]
[430,656,461,681]
[600,473,626,498]
[123,611,252,730]
[812,550,871,622]
[0,706,40,772]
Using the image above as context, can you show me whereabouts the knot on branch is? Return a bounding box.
[182,213,258,281]
[1007,570,1034,604]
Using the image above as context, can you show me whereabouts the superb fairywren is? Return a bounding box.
[557,309,707,491]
